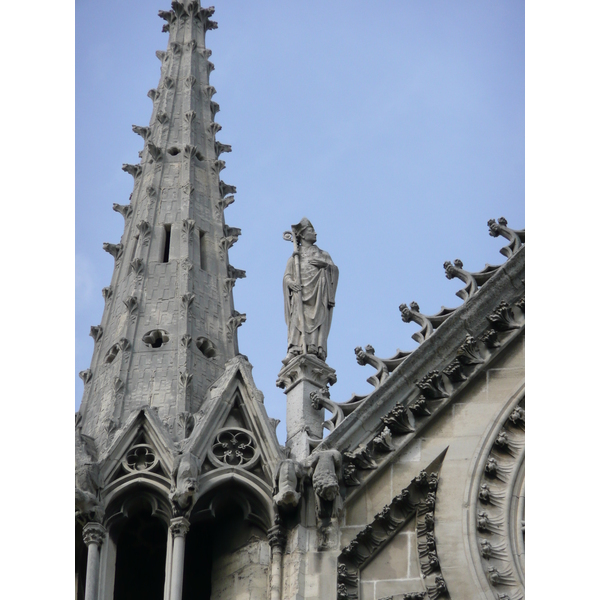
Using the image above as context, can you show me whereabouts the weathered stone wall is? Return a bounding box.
[339,332,524,600]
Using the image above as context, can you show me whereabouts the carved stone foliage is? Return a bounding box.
[414,472,447,590]
[176,411,195,440]
[147,142,163,161]
[135,220,151,246]
[113,203,132,219]
[339,221,524,420]
[488,217,525,259]
[227,311,246,340]
[472,397,525,598]
[103,242,123,261]
[217,194,235,211]
[123,295,138,321]
[129,257,143,280]
[336,320,523,497]
[208,428,260,470]
[207,122,222,135]
[178,370,193,391]
[215,141,232,157]
[219,180,237,198]
[122,163,142,178]
[102,286,113,302]
[181,218,195,240]
[89,325,103,343]
[180,292,195,316]
[159,2,217,33]
[82,522,106,547]
[211,159,226,175]
[227,264,246,281]
[204,85,217,99]
[337,456,446,600]
[79,369,93,384]
[184,75,196,89]
[487,301,521,332]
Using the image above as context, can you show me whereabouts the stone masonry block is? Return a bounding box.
[361,531,411,581]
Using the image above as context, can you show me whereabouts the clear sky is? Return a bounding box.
[76,0,524,442]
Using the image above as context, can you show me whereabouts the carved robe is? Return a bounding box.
[283,244,338,358]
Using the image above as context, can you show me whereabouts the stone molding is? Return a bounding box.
[337,451,447,600]
[468,392,525,598]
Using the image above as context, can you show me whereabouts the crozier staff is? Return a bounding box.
[283,218,339,364]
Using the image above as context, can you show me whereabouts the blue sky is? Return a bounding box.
[76,0,524,441]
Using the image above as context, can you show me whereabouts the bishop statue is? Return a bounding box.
[283,218,339,365]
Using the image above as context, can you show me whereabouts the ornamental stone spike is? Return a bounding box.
[77,2,244,452]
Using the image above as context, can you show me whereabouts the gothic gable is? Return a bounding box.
[99,406,176,491]
[183,354,285,482]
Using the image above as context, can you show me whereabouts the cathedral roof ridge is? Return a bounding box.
[311,218,525,460]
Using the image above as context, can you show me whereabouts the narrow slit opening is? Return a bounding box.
[163,225,171,263]
[130,235,139,261]
[199,230,207,271]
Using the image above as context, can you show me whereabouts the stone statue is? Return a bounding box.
[273,458,306,509]
[283,218,338,364]
[304,448,343,519]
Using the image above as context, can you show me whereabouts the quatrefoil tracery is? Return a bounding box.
[208,428,259,470]
[123,444,158,473]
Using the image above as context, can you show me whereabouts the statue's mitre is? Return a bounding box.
[292,217,313,237]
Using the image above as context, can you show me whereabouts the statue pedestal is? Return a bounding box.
[276,354,337,461]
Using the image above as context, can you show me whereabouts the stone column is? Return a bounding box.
[276,354,336,461]
[82,522,106,600]
[268,520,286,600]
[169,517,190,600]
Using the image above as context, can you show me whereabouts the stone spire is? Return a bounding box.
[78,2,245,450]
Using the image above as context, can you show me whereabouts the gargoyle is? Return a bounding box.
[273,458,307,509]
[75,423,104,525]
[304,448,343,519]
[169,451,201,516]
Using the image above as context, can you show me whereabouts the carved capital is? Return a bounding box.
[169,517,190,538]
[82,522,106,547]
